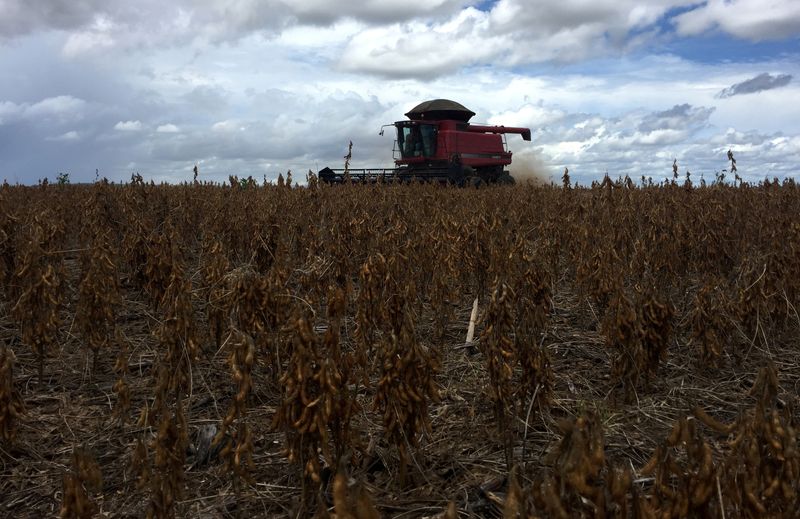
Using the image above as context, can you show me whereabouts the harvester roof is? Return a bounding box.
[405,99,476,122]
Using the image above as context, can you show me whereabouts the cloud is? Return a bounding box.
[156,123,179,133]
[61,16,116,57]
[26,95,86,118]
[337,1,700,79]
[0,0,469,49]
[0,0,106,39]
[638,103,715,132]
[211,120,241,132]
[716,73,793,98]
[488,103,567,128]
[114,120,142,131]
[288,0,469,25]
[0,95,86,124]
[674,0,800,40]
[46,130,80,141]
[3,1,798,77]
[182,86,230,113]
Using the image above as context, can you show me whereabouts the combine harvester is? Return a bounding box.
[319,99,531,186]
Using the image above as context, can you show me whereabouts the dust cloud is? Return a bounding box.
[508,151,554,185]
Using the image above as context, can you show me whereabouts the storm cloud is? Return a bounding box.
[716,73,793,98]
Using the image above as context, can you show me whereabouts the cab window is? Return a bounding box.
[399,124,437,158]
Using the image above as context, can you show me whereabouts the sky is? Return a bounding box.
[0,0,798,185]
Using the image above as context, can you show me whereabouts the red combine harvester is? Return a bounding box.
[318,99,531,185]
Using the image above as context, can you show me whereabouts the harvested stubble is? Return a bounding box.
[0,177,798,518]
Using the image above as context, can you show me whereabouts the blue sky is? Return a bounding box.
[0,0,798,185]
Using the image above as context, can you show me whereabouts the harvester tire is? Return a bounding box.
[497,174,515,185]
[466,176,484,188]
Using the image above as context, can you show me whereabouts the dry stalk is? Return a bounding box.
[480,280,517,469]
[111,328,131,424]
[0,344,24,445]
[11,219,63,383]
[214,327,256,500]
[375,286,440,487]
[273,313,331,511]
[59,447,102,519]
[75,229,120,375]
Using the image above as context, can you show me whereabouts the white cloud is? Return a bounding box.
[114,120,142,131]
[0,96,86,124]
[0,100,20,124]
[26,95,86,117]
[337,1,706,78]
[3,0,798,77]
[674,0,800,40]
[211,120,241,132]
[46,130,81,141]
[1,0,469,49]
[489,103,566,128]
[61,15,116,57]
[278,20,363,49]
[339,15,500,78]
[632,128,688,146]
[156,123,179,133]
[289,0,469,25]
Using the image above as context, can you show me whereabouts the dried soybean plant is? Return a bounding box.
[331,468,381,519]
[0,344,24,445]
[539,413,607,516]
[111,329,131,425]
[214,328,256,496]
[576,241,620,313]
[637,283,674,385]
[354,253,388,380]
[273,310,342,511]
[228,270,286,386]
[720,364,799,515]
[603,288,646,403]
[507,414,635,518]
[375,281,440,487]
[639,416,718,518]
[513,259,554,424]
[139,269,197,517]
[147,400,189,519]
[143,226,180,309]
[131,436,150,491]
[200,237,230,349]
[322,287,360,471]
[59,446,103,519]
[427,221,461,348]
[0,198,14,300]
[75,229,120,374]
[689,279,732,364]
[480,280,517,469]
[120,204,150,292]
[11,216,63,383]
[508,413,612,518]
[602,283,673,401]
[736,256,778,347]
[154,269,200,400]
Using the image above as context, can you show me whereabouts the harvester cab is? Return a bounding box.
[318,99,531,185]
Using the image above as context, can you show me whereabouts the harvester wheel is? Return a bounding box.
[466,176,484,188]
[497,174,515,185]
[448,167,466,186]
